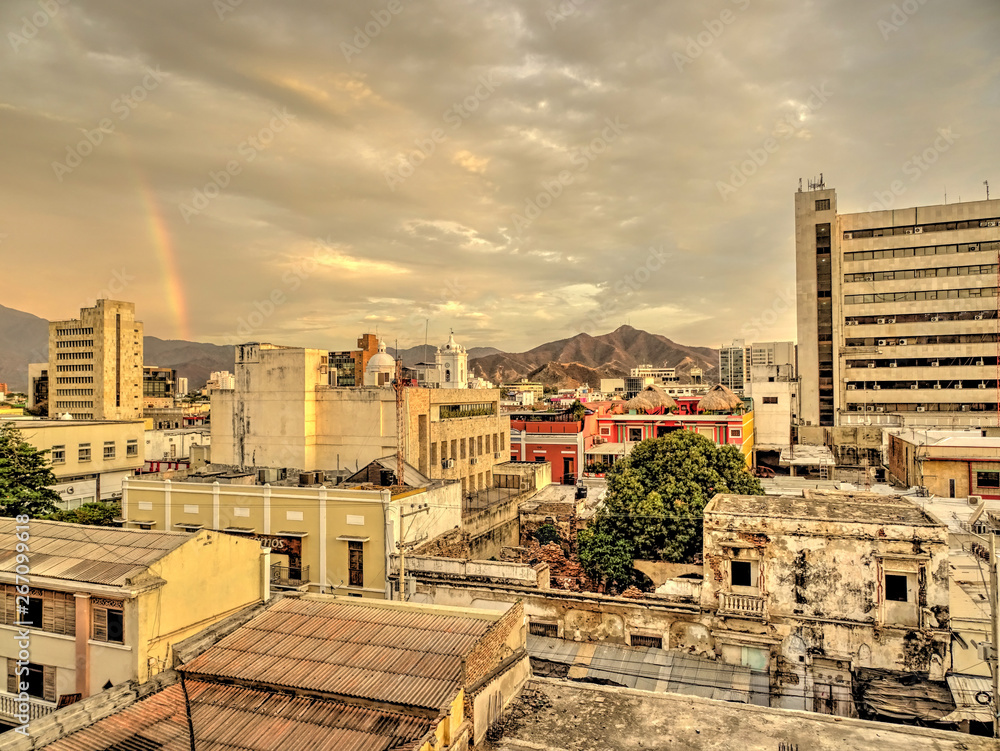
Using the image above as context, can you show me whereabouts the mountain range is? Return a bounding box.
[0,305,716,392]
[468,325,717,386]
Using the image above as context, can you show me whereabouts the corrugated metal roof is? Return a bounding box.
[42,680,437,751]
[940,674,993,724]
[180,598,494,711]
[528,635,769,706]
[0,518,195,587]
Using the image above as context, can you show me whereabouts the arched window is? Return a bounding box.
[445,369,451,382]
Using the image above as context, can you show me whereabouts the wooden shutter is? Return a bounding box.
[7,658,15,694]
[42,596,55,633]
[1,591,13,626]
[64,596,76,636]
[93,607,108,642]
[43,665,56,703]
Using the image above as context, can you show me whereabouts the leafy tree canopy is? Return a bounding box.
[533,523,562,546]
[46,501,120,526]
[568,400,587,421]
[0,423,61,518]
[579,431,763,567]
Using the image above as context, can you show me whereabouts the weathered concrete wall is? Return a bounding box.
[463,496,522,560]
[634,561,703,587]
[409,580,708,655]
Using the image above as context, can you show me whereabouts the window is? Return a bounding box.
[628,427,642,442]
[730,429,741,438]
[103,442,116,460]
[51,445,65,464]
[126,440,138,457]
[600,427,611,436]
[631,633,663,649]
[78,443,91,462]
[348,541,364,587]
[528,621,558,638]
[762,396,778,404]
[885,574,908,602]
[93,604,125,643]
[977,471,1000,488]
[732,561,752,588]
[815,198,831,211]
[7,660,55,702]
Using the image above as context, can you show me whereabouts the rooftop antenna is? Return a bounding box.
[944,186,947,204]
[986,180,991,201]
[798,177,803,193]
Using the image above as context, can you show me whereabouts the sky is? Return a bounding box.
[1,0,998,354]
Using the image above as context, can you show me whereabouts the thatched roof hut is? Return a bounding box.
[697,383,743,413]
[624,384,677,414]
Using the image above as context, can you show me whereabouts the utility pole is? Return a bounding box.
[397,504,428,601]
[393,357,406,489]
[991,530,999,738]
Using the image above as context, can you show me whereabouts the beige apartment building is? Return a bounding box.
[47,300,144,421]
[796,186,1000,436]
[210,344,510,494]
[0,520,266,726]
[122,464,462,599]
[4,418,144,507]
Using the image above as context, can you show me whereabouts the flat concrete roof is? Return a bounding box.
[488,679,998,751]
[707,492,943,527]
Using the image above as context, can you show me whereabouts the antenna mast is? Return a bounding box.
[394,357,406,488]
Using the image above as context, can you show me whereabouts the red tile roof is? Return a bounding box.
[180,598,494,710]
[43,680,437,751]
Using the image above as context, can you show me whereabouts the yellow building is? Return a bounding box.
[0,519,267,726]
[48,300,143,421]
[122,459,461,599]
[886,428,1000,498]
[3,418,145,508]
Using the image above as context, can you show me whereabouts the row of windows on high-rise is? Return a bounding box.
[845,217,999,240]
[56,364,94,372]
[54,327,94,337]
[55,339,94,348]
[844,263,997,283]
[844,240,1000,262]
[845,287,998,305]
[50,440,138,463]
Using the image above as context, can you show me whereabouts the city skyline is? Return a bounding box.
[1,0,997,354]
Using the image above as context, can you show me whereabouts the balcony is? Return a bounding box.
[718,592,766,619]
[270,564,310,589]
[0,693,56,724]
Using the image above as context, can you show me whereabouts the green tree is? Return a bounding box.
[47,501,120,526]
[0,423,61,517]
[586,431,762,564]
[577,526,634,593]
[568,399,586,422]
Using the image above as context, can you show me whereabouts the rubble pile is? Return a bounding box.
[524,540,592,592]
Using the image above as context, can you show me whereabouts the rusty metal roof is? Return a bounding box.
[180,598,494,710]
[42,679,437,751]
[0,518,194,587]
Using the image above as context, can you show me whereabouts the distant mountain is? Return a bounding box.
[470,325,717,387]
[0,305,50,392]
[389,343,501,366]
[0,304,234,392]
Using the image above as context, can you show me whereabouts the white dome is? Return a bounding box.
[366,353,395,372]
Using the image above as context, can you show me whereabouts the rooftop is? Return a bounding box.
[706,491,944,527]
[179,596,500,711]
[487,679,999,751]
[891,428,1000,450]
[0,519,193,587]
[39,678,437,751]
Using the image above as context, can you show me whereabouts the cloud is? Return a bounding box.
[0,0,997,354]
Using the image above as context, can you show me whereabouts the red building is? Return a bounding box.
[508,406,606,484]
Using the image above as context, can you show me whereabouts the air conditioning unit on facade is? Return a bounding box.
[910,384,919,390]
[904,228,913,234]
[933,384,942,389]
[962,405,972,411]
[470,457,478,465]
[847,384,856,390]
[916,406,926,412]
[932,361,940,367]
[985,221,998,228]
[877,319,886,325]
[447,459,456,468]
[977,360,985,366]
[890,362,898,367]
[930,316,941,322]
[899,339,908,345]
[494,452,502,459]
[875,407,885,412]
[955,383,963,389]
[873,385,881,390]
[866,406,875,412]
[888,318,896,324]
[878,340,887,347]
[844,232,853,240]
[913,226,923,233]
[980,383,988,389]
[975,314,985,320]
[846,320,859,326]
[868,363,877,368]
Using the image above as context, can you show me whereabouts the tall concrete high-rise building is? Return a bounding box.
[795,184,1000,436]
[48,300,144,420]
[719,339,748,394]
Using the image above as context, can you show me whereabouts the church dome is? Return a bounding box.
[364,340,396,384]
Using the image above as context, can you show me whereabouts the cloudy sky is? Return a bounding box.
[1,0,997,354]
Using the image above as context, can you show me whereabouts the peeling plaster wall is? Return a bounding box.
[702,509,950,679]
